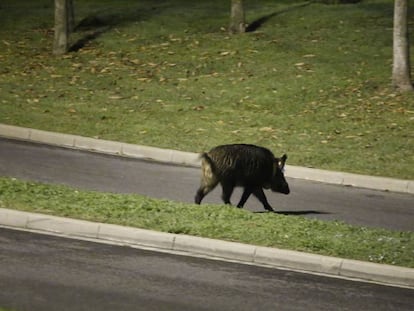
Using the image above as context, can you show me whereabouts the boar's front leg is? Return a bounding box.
[237,187,254,208]
[221,181,235,205]
[253,188,274,212]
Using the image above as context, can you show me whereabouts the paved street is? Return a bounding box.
[0,138,413,231]
[0,227,413,311]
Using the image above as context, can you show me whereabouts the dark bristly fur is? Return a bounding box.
[195,144,290,211]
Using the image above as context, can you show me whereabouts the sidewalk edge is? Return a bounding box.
[0,208,413,289]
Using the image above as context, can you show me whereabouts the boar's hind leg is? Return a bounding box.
[195,187,210,204]
[195,156,219,205]
[195,180,219,205]
[253,188,274,212]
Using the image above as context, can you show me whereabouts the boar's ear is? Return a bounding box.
[278,154,287,170]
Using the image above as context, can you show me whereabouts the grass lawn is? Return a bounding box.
[1,177,413,268]
[0,0,413,179]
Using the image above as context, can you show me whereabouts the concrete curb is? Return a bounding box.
[0,124,413,194]
[1,208,413,288]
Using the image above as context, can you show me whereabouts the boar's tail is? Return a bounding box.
[200,152,217,174]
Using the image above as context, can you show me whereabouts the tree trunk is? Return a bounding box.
[67,0,75,33]
[53,0,69,55]
[392,0,413,91]
[229,0,246,34]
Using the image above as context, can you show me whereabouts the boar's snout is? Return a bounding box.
[271,180,290,194]
[271,172,290,195]
[280,184,290,194]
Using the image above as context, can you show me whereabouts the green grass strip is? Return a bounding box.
[1,177,413,268]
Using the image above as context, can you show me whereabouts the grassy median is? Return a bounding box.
[1,177,413,268]
[0,0,413,179]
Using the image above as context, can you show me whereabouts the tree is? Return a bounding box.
[53,0,74,55]
[319,0,361,3]
[68,0,75,33]
[229,0,246,34]
[392,0,413,91]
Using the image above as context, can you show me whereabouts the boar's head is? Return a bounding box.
[270,154,290,194]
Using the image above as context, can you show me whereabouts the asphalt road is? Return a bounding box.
[0,227,412,311]
[0,138,413,231]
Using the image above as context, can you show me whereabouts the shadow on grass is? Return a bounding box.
[246,1,313,32]
[69,12,134,52]
[69,4,169,52]
[69,27,110,52]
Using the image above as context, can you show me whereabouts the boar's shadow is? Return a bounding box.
[254,210,330,215]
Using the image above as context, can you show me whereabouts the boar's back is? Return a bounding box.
[205,144,274,185]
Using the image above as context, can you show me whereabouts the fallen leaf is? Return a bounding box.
[109,95,123,100]
[259,127,275,132]
[129,59,140,65]
[193,105,205,111]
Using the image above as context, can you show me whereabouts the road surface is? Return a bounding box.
[0,138,413,231]
[1,227,413,311]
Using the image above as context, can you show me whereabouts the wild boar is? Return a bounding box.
[194,144,290,211]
